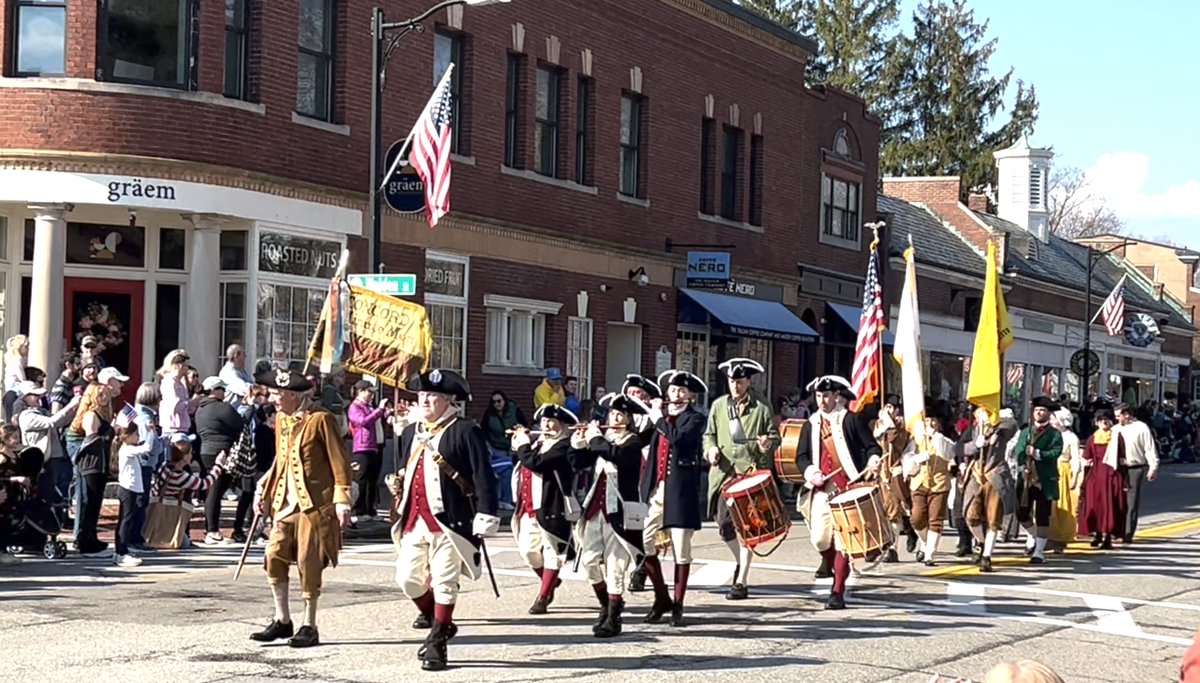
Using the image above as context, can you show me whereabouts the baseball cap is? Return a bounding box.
[546,367,563,382]
[353,379,376,392]
[201,376,227,392]
[81,335,99,348]
[13,381,46,399]
[97,367,129,384]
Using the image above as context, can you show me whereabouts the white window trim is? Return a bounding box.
[484,294,560,376]
[567,316,594,396]
[425,250,470,376]
[483,293,562,315]
[818,173,862,251]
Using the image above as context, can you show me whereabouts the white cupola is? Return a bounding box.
[993,133,1054,242]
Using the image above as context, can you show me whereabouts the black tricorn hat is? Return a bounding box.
[883,393,902,408]
[409,368,471,402]
[600,392,649,416]
[621,374,663,400]
[658,369,708,395]
[1031,395,1060,411]
[534,403,579,426]
[255,368,314,394]
[1092,398,1115,422]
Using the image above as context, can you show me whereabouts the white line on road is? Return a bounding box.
[1082,594,1144,636]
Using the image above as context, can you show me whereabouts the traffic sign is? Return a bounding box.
[382,140,427,214]
[347,273,417,296]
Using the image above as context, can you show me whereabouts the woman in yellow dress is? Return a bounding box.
[1048,407,1083,551]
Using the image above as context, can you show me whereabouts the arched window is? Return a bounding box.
[833,128,852,158]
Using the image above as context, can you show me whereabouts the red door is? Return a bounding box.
[64,278,144,406]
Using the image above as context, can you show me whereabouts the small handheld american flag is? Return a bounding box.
[116,403,138,429]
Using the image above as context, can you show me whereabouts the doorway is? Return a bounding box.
[64,278,144,405]
[605,323,643,391]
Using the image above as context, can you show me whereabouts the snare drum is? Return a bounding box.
[827,485,894,559]
[774,419,807,484]
[721,470,791,554]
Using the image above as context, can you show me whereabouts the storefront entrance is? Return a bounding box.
[64,278,143,404]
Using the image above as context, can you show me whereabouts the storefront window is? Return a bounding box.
[740,337,771,401]
[428,304,465,375]
[220,282,247,367]
[1005,362,1027,418]
[220,231,248,270]
[566,317,593,396]
[256,283,324,370]
[675,327,710,406]
[425,253,467,375]
[159,228,186,270]
[928,352,966,402]
[155,284,181,368]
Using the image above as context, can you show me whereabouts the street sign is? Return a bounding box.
[686,251,731,290]
[347,273,417,296]
[382,140,426,214]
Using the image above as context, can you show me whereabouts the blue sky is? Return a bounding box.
[897,0,1200,249]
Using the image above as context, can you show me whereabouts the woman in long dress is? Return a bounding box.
[1078,402,1126,549]
[1048,408,1082,551]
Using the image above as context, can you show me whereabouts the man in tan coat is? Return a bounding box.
[251,368,353,648]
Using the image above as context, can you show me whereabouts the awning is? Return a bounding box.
[680,289,819,343]
[827,302,896,345]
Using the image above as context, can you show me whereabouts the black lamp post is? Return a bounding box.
[367,0,511,274]
[1080,239,1134,424]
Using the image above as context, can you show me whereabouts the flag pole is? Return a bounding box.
[378,64,454,191]
[1088,272,1128,325]
[873,223,885,409]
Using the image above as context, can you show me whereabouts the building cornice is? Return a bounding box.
[658,0,814,64]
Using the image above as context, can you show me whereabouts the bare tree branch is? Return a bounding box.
[1048,164,1126,239]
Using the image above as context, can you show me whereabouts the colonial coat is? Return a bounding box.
[513,436,577,554]
[1014,424,1064,502]
[571,430,647,558]
[702,392,779,514]
[956,418,1019,520]
[638,406,706,531]
[390,417,498,580]
[791,407,881,519]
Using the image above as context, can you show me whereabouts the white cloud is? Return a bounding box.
[1077,152,1200,247]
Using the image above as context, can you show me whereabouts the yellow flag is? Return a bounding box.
[967,240,1014,423]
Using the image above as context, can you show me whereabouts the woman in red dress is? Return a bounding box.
[1078,401,1127,549]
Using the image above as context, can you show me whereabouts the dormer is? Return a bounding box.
[993,134,1054,243]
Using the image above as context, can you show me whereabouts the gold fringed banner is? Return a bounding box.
[309,285,433,387]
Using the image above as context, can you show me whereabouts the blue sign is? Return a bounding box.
[382,140,426,214]
[686,251,731,290]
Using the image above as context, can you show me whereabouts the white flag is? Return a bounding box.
[892,244,927,446]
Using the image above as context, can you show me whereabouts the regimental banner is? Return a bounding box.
[309,284,433,387]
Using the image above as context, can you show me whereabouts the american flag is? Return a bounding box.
[1100,276,1126,336]
[408,65,455,228]
[1006,363,1024,386]
[116,403,138,429]
[850,245,885,412]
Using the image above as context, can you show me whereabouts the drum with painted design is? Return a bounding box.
[721,469,791,555]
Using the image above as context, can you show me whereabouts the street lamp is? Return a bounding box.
[1080,239,1134,427]
[367,0,512,274]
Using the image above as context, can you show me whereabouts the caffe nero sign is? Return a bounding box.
[258,232,341,279]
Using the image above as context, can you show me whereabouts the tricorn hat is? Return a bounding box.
[409,368,471,402]
[657,369,708,395]
[534,403,579,426]
[255,368,314,394]
[883,393,902,408]
[600,392,649,416]
[620,374,663,400]
[1031,395,1060,411]
[718,357,765,380]
[806,375,852,394]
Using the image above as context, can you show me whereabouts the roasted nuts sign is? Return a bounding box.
[258,232,342,279]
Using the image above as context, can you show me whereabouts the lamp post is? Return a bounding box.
[367,0,511,274]
[1080,239,1133,425]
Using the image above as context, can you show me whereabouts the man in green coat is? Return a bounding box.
[703,358,780,600]
[1012,395,1062,564]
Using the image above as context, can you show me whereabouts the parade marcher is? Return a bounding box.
[569,393,649,637]
[702,358,780,600]
[639,369,706,627]
[792,375,881,609]
[1013,396,1063,564]
[907,409,956,567]
[1078,401,1125,549]
[620,373,661,593]
[510,404,579,614]
[1048,408,1083,551]
[874,394,917,562]
[249,368,353,649]
[389,369,499,672]
[1107,402,1158,543]
[961,407,1019,573]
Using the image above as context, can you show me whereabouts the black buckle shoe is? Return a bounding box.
[413,612,432,629]
[594,601,623,638]
[528,595,550,615]
[915,550,925,563]
[592,603,610,634]
[882,548,899,564]
[628,567,647,592]
[980,557,994,573]
[287,625,320,648]
[250,619,294,642]
[669,602,686,627]
[1090,534,1103,548]
[420,623,451,672]
[906,530,918,554]
[825,592,846,610]
[726,583,748,601]
[815,556,833,579]
[417,622,457,659]
[643,594,672,624]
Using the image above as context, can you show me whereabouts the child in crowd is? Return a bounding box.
[143,437,226,549]
[112,422,144,567]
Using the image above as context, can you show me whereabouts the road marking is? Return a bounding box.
[943,582,987,614]
[1082,594,1143,636]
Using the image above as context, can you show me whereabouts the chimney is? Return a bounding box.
[967,192,990,214]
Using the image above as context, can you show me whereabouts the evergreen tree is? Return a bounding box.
[883,0,1038,193]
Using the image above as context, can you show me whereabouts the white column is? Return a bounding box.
[28,204,72,373]
[185,214,225,376]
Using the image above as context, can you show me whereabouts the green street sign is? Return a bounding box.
[347,273,417,296]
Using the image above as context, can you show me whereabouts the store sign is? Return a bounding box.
[425,257,467,298]
[686,251,731,290]
[1125,313,1159,348]
[258,232,341,279]
[728,325,816,344]
[1164,364,1180,382]
[1069,349,1100,377]
[726,279,757,297]
[105,178,178,203]
[1022,317,1055,334]
[383,140,426,214]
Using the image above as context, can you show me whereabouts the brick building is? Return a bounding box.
[879,136,1194,415]
[0,0,880,409]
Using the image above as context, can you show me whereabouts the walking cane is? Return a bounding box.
[233,510,264,581]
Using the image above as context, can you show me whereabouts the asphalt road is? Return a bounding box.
[3,465,1199,683]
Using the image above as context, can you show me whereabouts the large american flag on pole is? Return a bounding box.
[408,65,455,228]
[1100,276,1127,336]
[850,243,885,412]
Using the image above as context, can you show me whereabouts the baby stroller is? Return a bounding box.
[3,447,68,560]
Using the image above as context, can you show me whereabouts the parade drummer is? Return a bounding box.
[702,358,779,601]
